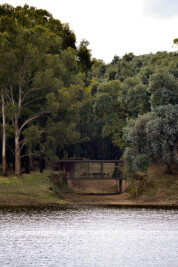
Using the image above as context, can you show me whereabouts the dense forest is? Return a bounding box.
[0,4,178,176]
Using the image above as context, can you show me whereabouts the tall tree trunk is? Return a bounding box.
[29,150,34,171]
[25,155,30,174]
[14,119,21,176]
[1,89,7,176]
[39,154,43,173]
[42,158,46,170]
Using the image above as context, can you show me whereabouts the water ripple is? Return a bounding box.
[0,207,177,267]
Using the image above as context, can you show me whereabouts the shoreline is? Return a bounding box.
[0,199,177,209]
[0,167,177,210]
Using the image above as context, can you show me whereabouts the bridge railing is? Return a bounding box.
[54,160,125,180]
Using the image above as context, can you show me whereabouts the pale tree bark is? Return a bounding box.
[1,28,48,176]
[4,49,45,176]
[13,113,42,176]
[14,117,21,176]
[7,70,43,176]
[1,88,7,176]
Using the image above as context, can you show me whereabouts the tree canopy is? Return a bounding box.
[0,4,177,177]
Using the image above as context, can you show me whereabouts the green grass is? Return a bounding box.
[0,170,67,206]
[0,163,177,206]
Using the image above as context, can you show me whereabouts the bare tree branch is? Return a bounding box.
[20,142,25,152]
[9,82,15,105]
[7,144,15,156]
[19,140,24,145]
[19,112,43,133]
[4,90,13,104]
[22,96,45,108]
[25,78,34,84]
[21,87,43,103]
[20,154,29,159]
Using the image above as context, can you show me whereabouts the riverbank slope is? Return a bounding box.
[0,170,67,206]
[0,164,177,207]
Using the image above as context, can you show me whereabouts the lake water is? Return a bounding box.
[0,206,177,267]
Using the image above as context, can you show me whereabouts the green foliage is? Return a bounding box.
[123,147,149,175]
[90,82,99,96]
[46,93,59,117]
[111,55,120,65]
[93,80,123,138]
[127,175,152,198]
[93,80,121,115]
[98,64,106,78]
[108,70,116,81]
[6,124,14,138]
[119,77,150,117]
[139,66,153,84]
[123,105,178,173]
[136,154,150,173]
[42,135,59,164]
[43,118,80,165]
[61,23,76,50]
[146,105,178,165]
[23,125,41,152]
[148,69,178,107]
[128,184,135,195]
[77,39,92,75]
[122,52,135,62]
[0,3,178,175]
[0,4,76,51]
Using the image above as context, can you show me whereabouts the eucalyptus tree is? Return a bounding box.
[93,80,126,150]
[23,125,41,171]
[116,53,136,81]
[0,8,63,175]
[147,69,178,108]
[123,105,178,174]
[119,76,150,117]
[77,39,92,76]
[0,4,77,50]
[43,81,85,164]
[0,88,7,176]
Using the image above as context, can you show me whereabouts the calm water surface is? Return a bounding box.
[0,206,177,267]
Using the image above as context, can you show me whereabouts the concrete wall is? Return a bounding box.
[121,180,129,193]
[67,179,129,194]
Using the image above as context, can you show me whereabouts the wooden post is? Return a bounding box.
[115,162,118,178]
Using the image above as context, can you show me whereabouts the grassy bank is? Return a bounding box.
[127,163,178,205]
[0,170,68,206]
[0,163,177,207]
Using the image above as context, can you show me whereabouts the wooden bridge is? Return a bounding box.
[54,160,127,194]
